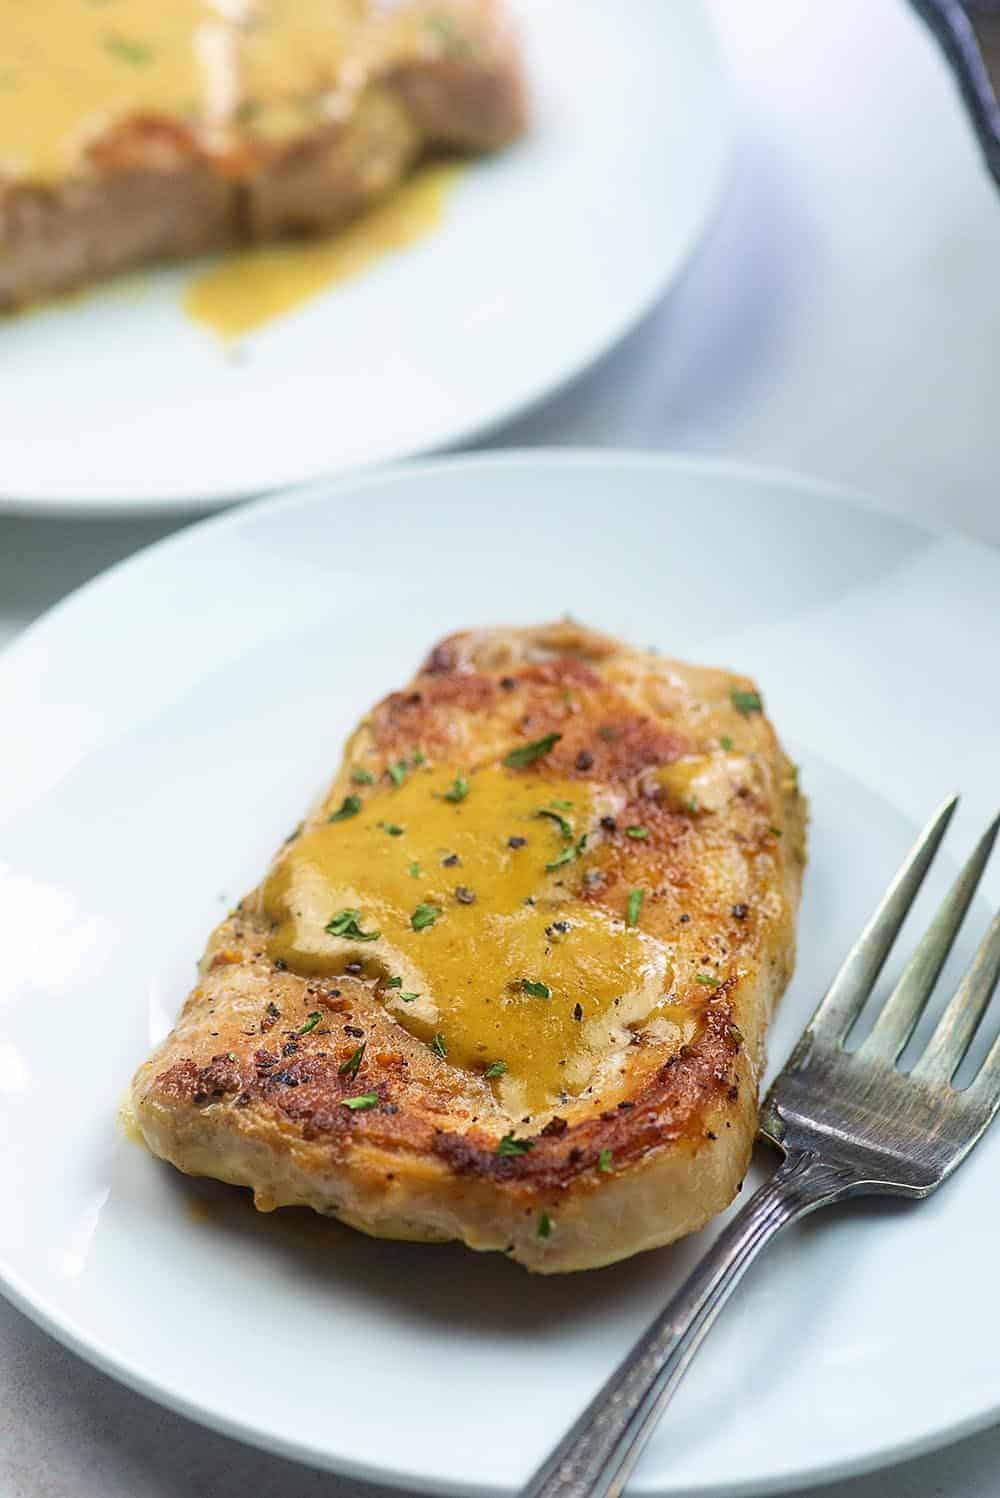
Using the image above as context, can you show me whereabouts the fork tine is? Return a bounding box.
[911,911,1000,1084]
[806,796,958,1045]
[861,814,1000,1062]
[964,981,1000,1113]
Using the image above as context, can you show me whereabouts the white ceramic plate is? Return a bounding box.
[0,1,729,516]
[1,452,998,1497]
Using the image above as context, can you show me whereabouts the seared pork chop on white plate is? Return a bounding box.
[1,452,997,1497]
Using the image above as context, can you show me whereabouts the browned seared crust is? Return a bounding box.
[131,622,807,1272]
[0,1,527,309]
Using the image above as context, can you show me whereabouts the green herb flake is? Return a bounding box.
[411,903,442,931]
[297,1012,322,1036]
[325,908,381,942]
[385,976,402,989]
[398,992,421,1003]
[351,767,375,784]
[484,1060,507,1079]
[686,797,699,814]
[769,825,784,838]
[408,861,422,878]
[537,1212,552,1239]
[338,1043,366,1078]
[731,688,763,716]
[328,794,362,822]
[719,736,734,752]
[227,1051,237,1062]
[431,1032,447,1059]
[546,833,588,873]
[625,825,648,839]
[379,822,405,837]
[522,980,552,1000]
[411,751,426,767]
[597,1148,613,1173]
[388,761,408,787]
[341,1092,379,1111]
[626,888,644,928]
[104,34,154,65]
[443,775,469,803]
[536,807,573,839]
[696,973,720,987]
[497,1133,535,1157]
[504,732,562,769]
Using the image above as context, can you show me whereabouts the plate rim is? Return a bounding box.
[1,447,998,1498]
[0,0,733,518]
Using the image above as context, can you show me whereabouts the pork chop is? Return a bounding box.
[131,621,807,1272]
[0,0,527,308]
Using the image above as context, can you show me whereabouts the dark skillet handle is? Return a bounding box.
[909,1,1000,187]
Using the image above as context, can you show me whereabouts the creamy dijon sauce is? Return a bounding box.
[0,0,438,182]
[184,160,461,338]
[263,765,686,1115]
[0,1,215,180]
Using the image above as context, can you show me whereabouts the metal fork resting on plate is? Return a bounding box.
[522,796,1000,1498]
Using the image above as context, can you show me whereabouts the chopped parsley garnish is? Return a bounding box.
[686,797,699,814]
[504,732,562,769]
[351,767,375,784]
[328,794,362,822]
[398,992,420,1003]
[497,1133,534,1157]
[522,980,551,999]
[411,903,441,931]
[770,825,783,838]
[339,1044,366,1078]
[696,973,720,987]
[444,775,469,803]
[484,1060,507,1079]
[408,862,422,878]
[411,751,426,767]
[538,1212,552,1239]
[296,1012,322,1036]
[385,976,402,988]
[104,34,154,65]
[227,1051,237,1062]
[388,761,408,786]
[431,1032,447,1058]
[719,736,734,752]
[381,822,404,837]
[626,888,644,928]
[597,1148,613,1173]
[325,908,380,942]
[731,688,763,716]
[550,798,574,811]
[341,1092,378,1111]
[625,825,648,839]
[546,834,588,872]
[536,807,573,839]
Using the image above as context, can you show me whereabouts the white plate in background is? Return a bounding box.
[0,451,998,1496]
[0,1,729,514]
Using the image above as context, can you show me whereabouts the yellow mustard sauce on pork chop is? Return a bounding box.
[263,762,694,1117]
[0,0,475,182]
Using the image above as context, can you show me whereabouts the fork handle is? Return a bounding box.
[520,1151,858,1498]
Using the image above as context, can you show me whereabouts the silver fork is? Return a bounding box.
[522,796,1000,1498]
